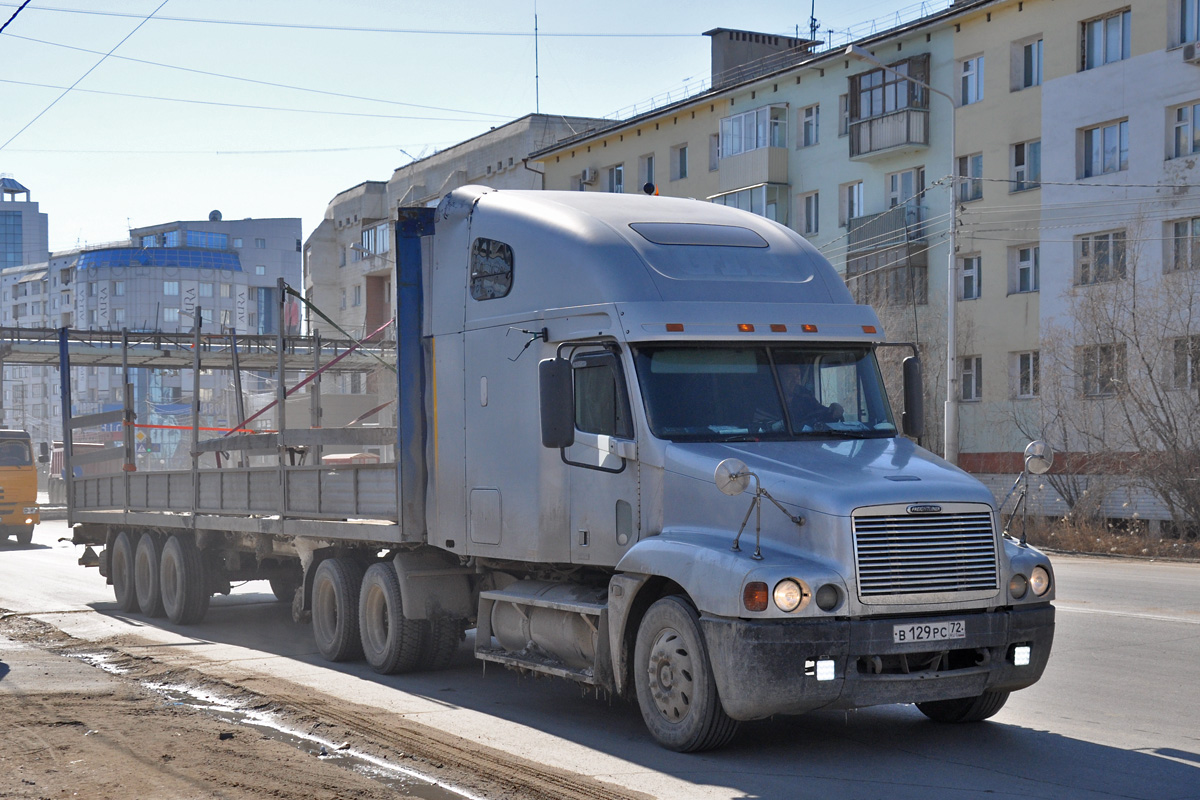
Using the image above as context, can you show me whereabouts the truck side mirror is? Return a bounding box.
[902,356,924,438]
[539,357,575,449]
[38,442,49,463]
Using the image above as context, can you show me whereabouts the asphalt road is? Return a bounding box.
[1,519,1197,799]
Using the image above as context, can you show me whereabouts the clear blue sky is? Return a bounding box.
[0,0,944,252]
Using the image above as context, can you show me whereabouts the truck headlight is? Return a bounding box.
[773,579,809,613]
[1030,566,1051,597]
[1009,573,1028,599]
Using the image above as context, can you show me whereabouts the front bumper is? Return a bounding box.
[701,605,1054,720]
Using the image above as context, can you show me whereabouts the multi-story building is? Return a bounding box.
[0,175,49,274]
[0,212,302,466]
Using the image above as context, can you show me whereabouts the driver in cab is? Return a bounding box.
[779,365,844,429]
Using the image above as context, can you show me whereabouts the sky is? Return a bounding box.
[0,0,948,253]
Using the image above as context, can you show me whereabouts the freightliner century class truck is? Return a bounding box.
[64,186,1055,751]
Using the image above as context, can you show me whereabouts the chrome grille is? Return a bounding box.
[853,511,998,597]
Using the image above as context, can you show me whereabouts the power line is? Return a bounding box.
[0,0,171,152]
[0,78,509,122]
[2,142,458,155]
[0,0,30,33]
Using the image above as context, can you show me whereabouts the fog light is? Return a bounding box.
[815,584,841,611]
[1030,566,1051,597]
[24,518,33,525]
[1009,573,1028,599]
[816,659,835,681]
[773,579,807,612]
[1014,645,1031,667]
[743,581,768,612]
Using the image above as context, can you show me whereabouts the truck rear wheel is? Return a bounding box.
[419,619,464,671]
[111,531,140,613]
[358,562,424,674]
[633,596,739,752]
[917,690,1010,723]
[312,557,364,662]
[160,534,210,625]
[134,534,166,618]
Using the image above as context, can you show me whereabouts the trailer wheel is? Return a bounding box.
[419,619,464,671]
[111,531,141,613]
[133,534,166,618]
[311,557,364,662]
[917,690,1010,723]
[160,534,210,625]
[358,562,425,674]
[633,596,739,752]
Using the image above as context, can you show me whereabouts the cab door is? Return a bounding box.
[563,349,640,566]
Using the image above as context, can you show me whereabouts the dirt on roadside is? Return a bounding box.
[0,612,649,800]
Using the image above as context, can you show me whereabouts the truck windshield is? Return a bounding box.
[632,345,897,442]
[0,440,32,467]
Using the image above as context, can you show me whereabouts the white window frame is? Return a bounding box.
[1013,244,1040,293]
[1082,119,1129,177]
[1172,335,1200,388]
[1019,37,1043,89]
[1015,351,1040,398]
[1076,230,1127,285]
[163,280,179,296]
[960,254,981,300]
[708,133,720,171]
[800,104,819,147]
[1082,9,1131,70]
[957,154,983,202]
[841,181,864,226]
[838,94,849,137]
[961,356,983,402]
[1079,343,1125,396]
[671,143,689,181]
[1012,140,1041,191]
[1171,101,1200,159]
[960,55,984,105]
[639,153,655,189]
[1181,0,1200,45]
[608,164,624,194]
[800,191,819,236]
[719,105,787,158]
[1169,217,1200,272]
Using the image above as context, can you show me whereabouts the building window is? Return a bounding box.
[1082,9,1131,70]
[800,192,819,235]
[719,105,787,157]
[838,94,849,136]
[340,288,346,310]
[1171,101,1200,159]
[961,356,983,402]
[1015,351,1040,398]
[841,181,864,226]
[140,234,157,247]
[608,164,624,194]
[255,265,266,275]
[221,309,232,327]
[1013,245,1040,293]
[1082,119,1129,177]
[1169,217,1200,272]
[163,280,180,296]
[1016,37,1043,89]
[639,153,655,189]
[199,282,213,298]
[886,167,924,217]
[352,285,362,307]
[1173,335,1200,388]
[957,154,983,202]
[800,104,819,147]
[708,134,720,171]
[1182,0,1200,44]
[113,280,125,297]
[1012,140,1041,191]
[186,231,229,249]
[960,255,981,300]
[201,308,213,324]
[671,144,688,180]
[233,237,243,248]
[164,307,179,323]
[220,282,232,298]
[1077,230,1127,285]
[470,237,515,300]
[1079,343,1125,396]
[255,238,266,249]
[960,55,984,105]
[164,230,180,247]
[710,184,789,224]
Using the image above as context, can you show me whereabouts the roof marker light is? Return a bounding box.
[863,325,877,334]
[665,323,685,332]
[770,324,787,333]
[738,323,755,333]
[801,324,818,333]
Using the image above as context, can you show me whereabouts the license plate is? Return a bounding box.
[893,620,966,644]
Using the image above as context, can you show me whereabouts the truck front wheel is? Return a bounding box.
[312,557,364,662]
[633,596,739,752]
[111,531,141,613]
[15,526,33,545]
[358,562,424,674]
[159,534,210,625]
[917,690,1010,723]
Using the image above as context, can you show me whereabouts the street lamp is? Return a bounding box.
[845,44,960,464]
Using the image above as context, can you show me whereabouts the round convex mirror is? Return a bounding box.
[1024,440,1054,475]
[715,458,751,496]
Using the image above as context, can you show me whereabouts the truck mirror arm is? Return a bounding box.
[507,326,549,362]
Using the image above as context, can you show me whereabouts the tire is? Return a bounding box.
[419,618,463,671]
[15,526,33,546]
[134,534,166,618]
[159,534,210,625]
[358,562,425,674]
[110,531,141,613]
[917,690,1010,723]
[312,558,365,662]
[633,596,739,752]
[269,572,301,603]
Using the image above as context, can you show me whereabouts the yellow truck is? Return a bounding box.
[0,430,40,545]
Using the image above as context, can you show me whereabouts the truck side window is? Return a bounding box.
[470,238,514,300]
[574,355,633,439]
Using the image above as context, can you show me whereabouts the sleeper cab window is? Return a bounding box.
[470,237,514,300]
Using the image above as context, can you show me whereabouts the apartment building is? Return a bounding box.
[0,175,49,273]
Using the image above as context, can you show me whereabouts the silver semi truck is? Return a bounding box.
[66,187,1054,751]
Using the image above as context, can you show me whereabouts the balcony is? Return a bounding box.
[718,146,789,193]
[847,203,927,253]
[849,108,928,160]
